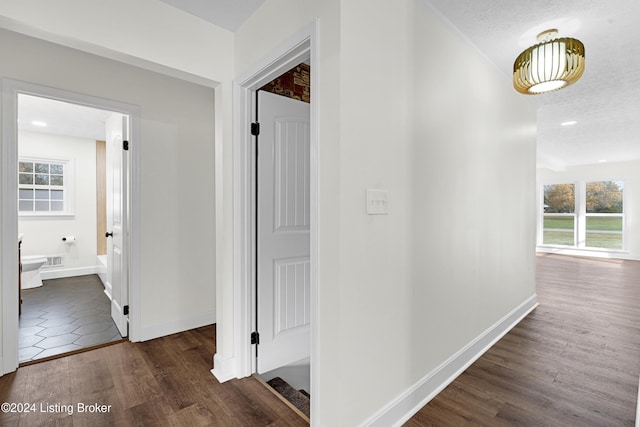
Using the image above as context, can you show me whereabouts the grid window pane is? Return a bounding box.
[35,174,49,185]
[50,175,63,185]
[50,164,63,174]
[586,233,622,249]
[51,190,63,200]
[586,216,622,232]
[19,201,33,211]
[586,181,623,213]
[50,201,64,211]
[35,189,49,200]
[19,174,33,185]
[19,189,33,199]
[543,214,574,246]
[35,163,49,173]
[35,201,49,211]
[19,162,33,173]
[544,184,575,213]
[543,230,575,246]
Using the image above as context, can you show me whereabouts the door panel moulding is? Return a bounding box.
[1,79,142,375]
[211,18,319,424]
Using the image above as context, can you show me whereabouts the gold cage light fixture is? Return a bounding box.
[513,29,585,94]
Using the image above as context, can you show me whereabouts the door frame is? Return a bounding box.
[232,20,318,416]
[1,79,142,374]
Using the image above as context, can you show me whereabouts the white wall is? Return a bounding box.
[0,0,539,424]
[0,0,234,84]
[235,0,537,425]
[0,29,216,341]
[537,161,640,259]
[235,2,343,424]
[18,131,97,272]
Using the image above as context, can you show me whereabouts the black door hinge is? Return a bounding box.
[123,305,129,315]
[251,122,260,136]
[123,140,129,151]
[251,331,260,345]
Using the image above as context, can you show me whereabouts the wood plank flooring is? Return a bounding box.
[406,254,640,426]
[1,254,638,426]
[0,325,307,426]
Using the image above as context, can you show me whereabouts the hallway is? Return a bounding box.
[407,254,640,425]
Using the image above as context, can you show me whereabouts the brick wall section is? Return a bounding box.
[259,63,310,103]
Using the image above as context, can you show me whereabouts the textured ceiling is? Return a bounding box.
[18,1,640,170]
[424,0,640,169]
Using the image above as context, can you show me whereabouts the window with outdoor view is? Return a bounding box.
[18,157,73,215]
[543,184,576,246]
[585,181,623,249]
[541,181,624,251]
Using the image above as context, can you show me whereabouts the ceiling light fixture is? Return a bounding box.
[561,120,577,126]
[513,29,585,95]
[31,120,48,127]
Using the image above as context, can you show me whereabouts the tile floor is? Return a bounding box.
[19,274,123,362]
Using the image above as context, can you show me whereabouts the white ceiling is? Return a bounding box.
[18,95,111,141]
[157,0,265,31]
[19,1,639,170]
[423,0,640,170]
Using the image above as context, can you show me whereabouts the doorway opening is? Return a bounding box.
[17,95,127,363]
[2,80,141,375]
[254,63,311,419]
[227,21,317,423]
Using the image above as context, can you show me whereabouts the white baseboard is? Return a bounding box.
[40,266,98,280]
[211,353,237,383]
[138,311,216,342]
[363,294,539,427]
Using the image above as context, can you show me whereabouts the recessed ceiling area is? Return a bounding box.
[423,0,640,170]
[18,95,112,141]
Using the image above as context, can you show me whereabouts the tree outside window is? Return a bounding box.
[541,181,623,250]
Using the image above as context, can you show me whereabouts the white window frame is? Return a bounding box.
[18,155,75,217]
[539,180,625,252]
[583,180,625,250]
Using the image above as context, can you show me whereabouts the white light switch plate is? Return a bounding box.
[367,189,388,215]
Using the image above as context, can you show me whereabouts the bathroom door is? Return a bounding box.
[256,91,310,373]
[106,112,129,337]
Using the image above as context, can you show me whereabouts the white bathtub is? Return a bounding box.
[97,255,107,286]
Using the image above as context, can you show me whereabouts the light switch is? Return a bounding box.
[366,189,388,215]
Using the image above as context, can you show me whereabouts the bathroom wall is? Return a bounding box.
[18,131,98,277]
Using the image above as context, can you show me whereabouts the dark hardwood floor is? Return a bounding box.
[406,254,640,426]
[0,325,307,426]
[1,254,638,426]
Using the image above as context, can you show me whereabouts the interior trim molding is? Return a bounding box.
[363,294,539,427]
[225,18,319,424]
[211,353,237,384]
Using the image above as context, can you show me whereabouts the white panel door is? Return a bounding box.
[106,113,129,337]
[257,91,311,373]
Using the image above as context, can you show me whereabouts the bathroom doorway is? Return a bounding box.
[1,80,139,371]
[17,94,128,362]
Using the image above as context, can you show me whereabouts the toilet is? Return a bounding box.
[21,255,47,289]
